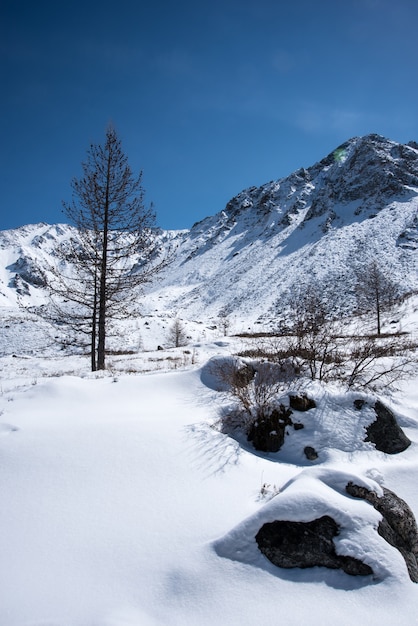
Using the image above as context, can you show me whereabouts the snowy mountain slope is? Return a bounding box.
[149,134,418,321]
[0,222,74,307]
[0,134,417,331]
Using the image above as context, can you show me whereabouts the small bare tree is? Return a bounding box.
[168,318,188,348]
[218,309,230,336]
[355,260,399,335]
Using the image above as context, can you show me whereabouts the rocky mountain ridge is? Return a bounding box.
[151,133,418,321]
[1,134,417,325]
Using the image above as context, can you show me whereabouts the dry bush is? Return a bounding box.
[270,286,417,390]
[211,357,298,433]
[341,333,416,389]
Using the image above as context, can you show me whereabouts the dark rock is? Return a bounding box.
[234,363,255,388]
[346,482,418,582]
[256,516,373,576]
[354,399,366,410]
[365,400,411,454]
[293,422,304,431]
[9,274,30,296]
[304,446,318,461]
[247,405,293,453]
[289,394,316,411]
[7,256,47,288]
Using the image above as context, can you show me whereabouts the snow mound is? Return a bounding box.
[214,468,407,583]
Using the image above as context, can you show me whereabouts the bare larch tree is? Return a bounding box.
[355,260,399,335]
[53,126,163,370]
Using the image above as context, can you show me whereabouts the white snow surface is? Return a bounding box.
[1,325,418,625]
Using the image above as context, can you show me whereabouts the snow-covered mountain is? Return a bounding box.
[153,133,418,322]
[1,134,417,328]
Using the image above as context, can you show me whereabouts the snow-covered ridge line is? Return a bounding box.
[0,133,417,324]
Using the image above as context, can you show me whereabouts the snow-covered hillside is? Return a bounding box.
[1,134,417,333]
[151,134,418,322]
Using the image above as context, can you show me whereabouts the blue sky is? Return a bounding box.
[1,0,418,231]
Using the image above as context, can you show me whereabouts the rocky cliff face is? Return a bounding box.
[153,134,418,321]
[189,134,418,242]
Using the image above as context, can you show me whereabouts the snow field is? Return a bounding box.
[0,348,418,624]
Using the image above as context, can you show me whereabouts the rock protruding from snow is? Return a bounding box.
[214,469,398,583]
[365,400,411,454]
[247,405,293,453]
[255,516,373,576]
[346,482,418,582]
[289,394,317,411]
[304,445,319,461]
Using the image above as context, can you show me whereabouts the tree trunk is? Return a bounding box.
[91,272,98,371]
[91,320,97,371]
[97,234,108,369]
[376,288,381,335]
[97,156,111,370]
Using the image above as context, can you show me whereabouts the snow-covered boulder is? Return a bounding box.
[255,515,373,576]
[214,469,416,583]
[346,482,418,582]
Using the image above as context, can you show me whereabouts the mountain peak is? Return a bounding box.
[162,134,418,320]
[211,134,418,234]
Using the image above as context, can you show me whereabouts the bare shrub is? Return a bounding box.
[341,332,416,390]
[280,286,341,381]
[237,335,294,363]
[211,357,298,434]
[273,286,417,390]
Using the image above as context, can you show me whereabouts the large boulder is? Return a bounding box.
[365,400,411,454]
[255,516,373,576]
[346,482,418,582]
[214,469,414,583]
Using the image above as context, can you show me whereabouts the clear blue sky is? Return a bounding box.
[1,0,418,231]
